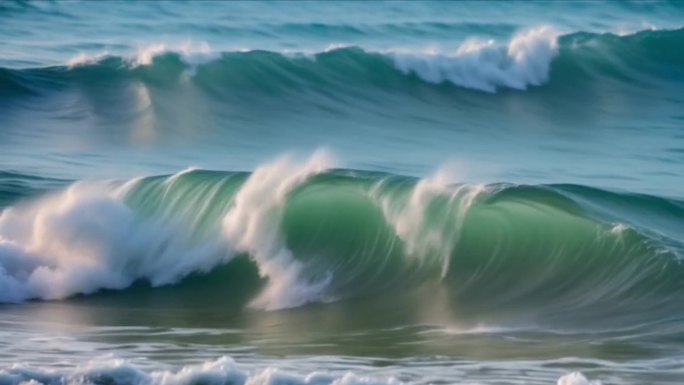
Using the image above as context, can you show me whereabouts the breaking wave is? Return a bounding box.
[1,27,682,101]
[0,152,683,326]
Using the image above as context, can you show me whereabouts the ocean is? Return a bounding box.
[1,1,684,384]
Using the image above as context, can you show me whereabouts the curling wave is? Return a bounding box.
[0,153,683,325]
[1,27,683,101]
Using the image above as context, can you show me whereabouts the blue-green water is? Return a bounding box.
[1,1,684,384]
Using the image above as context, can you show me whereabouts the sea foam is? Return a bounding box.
[132,41,220,68]
[0,182,228,302]
[0,152,335,307]
[372,167,485,278]
[222,150,334,310]
[0,356,599,385]
[390,26,559,92]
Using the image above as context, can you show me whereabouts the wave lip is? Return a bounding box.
[0,181,231,303]
[0,152,338,309]
[391,26,559,92]
[221,150,334,310]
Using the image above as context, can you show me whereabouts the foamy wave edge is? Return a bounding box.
[0,356,601,385]
[66,26,562,92]
[57,25,683,93]
[0,150,335,310]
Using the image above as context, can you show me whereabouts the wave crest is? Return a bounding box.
[0,154,683,323]
[0,182,229,303]
[3,26,678,102]
[222,150,334,309]
[391,26,559,91]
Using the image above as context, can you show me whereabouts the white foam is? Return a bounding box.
[0,181,228,303]
[610,223,628,234]
[391,26,560,92]
[323,43,353,52]
[557,372,601,385]
[0,356,601,385]
[0,357,405,385]
[0,152,337,306]
[222,150,334,310]
[150,357,247,385]
[423,323,529,335]
[67,51,110,68]
[614,22,657,37]
[373,167,485,278]
[132,41,220,73]
[61,26,559,91]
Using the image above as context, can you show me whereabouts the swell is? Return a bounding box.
[0,155,683,325]
[1,27,683,103]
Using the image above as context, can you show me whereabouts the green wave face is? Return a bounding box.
[1,164,684,328]
[113,169,684,321]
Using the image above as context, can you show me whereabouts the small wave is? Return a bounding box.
[64,41,220,72]
[2,357,402,385]
[0,356,600,385]
[557,372,601,385]
[132,41,220,70]
[0,152,336,309]
[67,51,111,68]
[1,153,683,326]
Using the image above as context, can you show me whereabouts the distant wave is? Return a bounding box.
[1,27,683,101]
[391,26,559,92]
[1,152,683,327]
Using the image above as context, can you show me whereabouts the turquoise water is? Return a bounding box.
[1,1,684,384]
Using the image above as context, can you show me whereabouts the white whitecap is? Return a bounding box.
[222,150,335,310]
[0,181,229,303]
[390,26,560,92]
[557,372,601,385]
